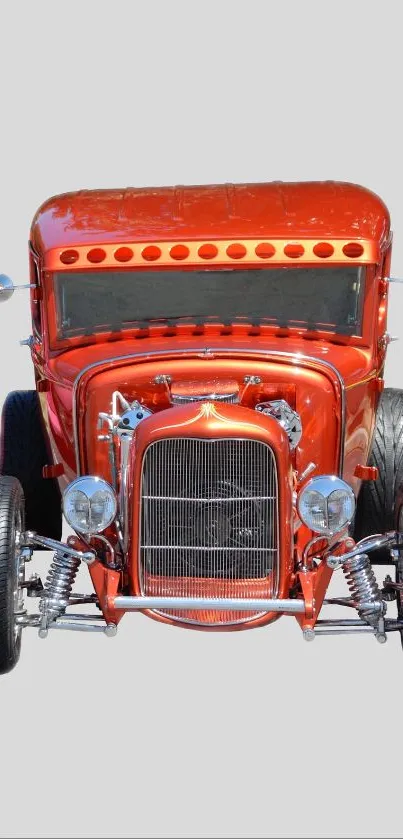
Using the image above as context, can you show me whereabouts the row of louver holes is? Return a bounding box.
[59,240,365,265]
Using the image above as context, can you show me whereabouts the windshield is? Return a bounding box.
[53,266,365,339]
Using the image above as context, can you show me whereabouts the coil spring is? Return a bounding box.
[39,551,80,621]
[342,553,383,626]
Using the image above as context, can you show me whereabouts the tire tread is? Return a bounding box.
[354,388,403,539]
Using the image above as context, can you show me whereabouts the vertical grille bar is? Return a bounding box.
[140,438,279,625]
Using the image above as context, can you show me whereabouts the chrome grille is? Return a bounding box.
[140,438,279,624]
[171,392,239,405]
[170,380,240,405]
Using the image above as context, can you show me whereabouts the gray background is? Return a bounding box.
[1,1,403,837]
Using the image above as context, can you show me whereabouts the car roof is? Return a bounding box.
[30,181,391,255]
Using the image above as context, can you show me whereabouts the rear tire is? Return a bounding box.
[354,389,403,558]
[0,476,25,675]
[0,390,62,540]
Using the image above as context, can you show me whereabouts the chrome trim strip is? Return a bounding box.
[140,546,277,552]
[119,432,132,552]
[113,596,304,613]
[142,495,276,502]
[73,347,346,475]
[156,610,269,628]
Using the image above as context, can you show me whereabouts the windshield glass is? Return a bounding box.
[53,266,365,339]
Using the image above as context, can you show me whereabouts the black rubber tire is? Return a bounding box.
[0,476,24,675]
[354,389,403,556]
[0,391,62,540]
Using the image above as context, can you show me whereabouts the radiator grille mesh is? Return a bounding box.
[140,438,279,625]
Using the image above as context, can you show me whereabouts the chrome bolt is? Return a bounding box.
[38,628,48,639]
[104,623,117,638]
[303,628,315,642]
[327,556,341,570]
[154,374,172,385]
[375,632,387,644]
[244,375,261,385]
[20,546,33,563]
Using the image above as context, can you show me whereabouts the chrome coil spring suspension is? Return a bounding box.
[342,553,383,626]
[39,550,81,625]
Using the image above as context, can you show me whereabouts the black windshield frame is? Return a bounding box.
[53,265,366,341]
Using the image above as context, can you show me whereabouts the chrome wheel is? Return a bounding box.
[13,507,25,645]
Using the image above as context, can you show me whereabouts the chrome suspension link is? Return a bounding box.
[38,549,81,638]
[327,532,397,569]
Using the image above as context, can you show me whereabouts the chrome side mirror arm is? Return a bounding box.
[0,274,36,302]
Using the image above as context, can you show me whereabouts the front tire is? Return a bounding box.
[0,476,25,675]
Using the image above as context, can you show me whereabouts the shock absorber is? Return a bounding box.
[39,549,81,637]
[342,553,384,626]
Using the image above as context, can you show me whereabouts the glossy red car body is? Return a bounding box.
[19,181,393,634]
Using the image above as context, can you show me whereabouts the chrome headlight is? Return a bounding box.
[297,475,355,536]
[63,476,117,535]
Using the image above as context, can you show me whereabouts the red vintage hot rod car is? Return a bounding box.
[1,180,403,673]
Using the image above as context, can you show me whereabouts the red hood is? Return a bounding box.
[45,335,378,497]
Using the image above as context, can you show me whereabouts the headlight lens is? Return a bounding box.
[63,477,117,534]
[297,475,355,536]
